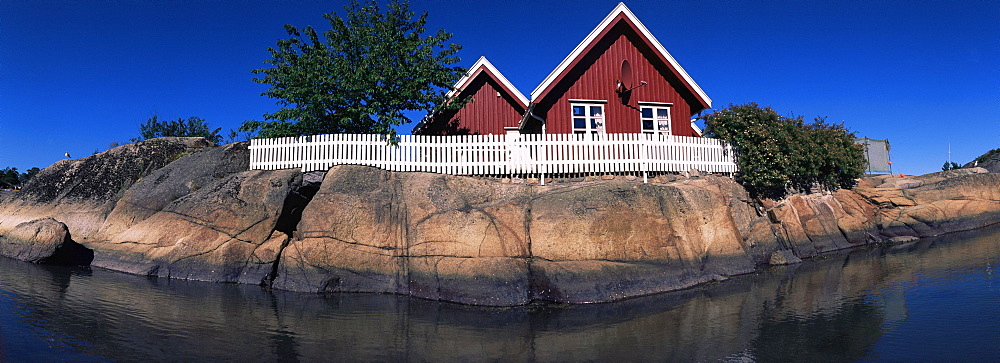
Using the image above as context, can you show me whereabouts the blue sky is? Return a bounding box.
[1,0,997,175]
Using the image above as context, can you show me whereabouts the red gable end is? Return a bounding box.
[528,4,711,137]
[414,57,528,135]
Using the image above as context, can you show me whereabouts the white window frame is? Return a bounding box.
[639,102,672,136]
[570,101,606,135]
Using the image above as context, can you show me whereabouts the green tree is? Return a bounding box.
[941,161,961,171]
[241,0,465,139]
[0,167,18,189]
[136,115,222,144]
[703,103,865,199]
[18,167,40,187]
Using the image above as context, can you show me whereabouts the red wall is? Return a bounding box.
[536,24,702,136]
[419,74,524,135]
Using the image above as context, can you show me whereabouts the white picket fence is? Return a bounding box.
[249,133,737,183]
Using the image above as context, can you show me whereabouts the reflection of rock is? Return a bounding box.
[0,217,92,265]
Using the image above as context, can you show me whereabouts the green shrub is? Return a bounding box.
[702,103,866,199]
[136,115,222,144]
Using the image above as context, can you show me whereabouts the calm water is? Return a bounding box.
[1,225,998,362]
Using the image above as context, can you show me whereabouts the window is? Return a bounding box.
[640,103,671,135]
[571,102,605,134]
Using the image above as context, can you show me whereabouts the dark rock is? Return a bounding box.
[889,236,919,243]
[769,250,802,265]
[0,137,214,239]
[97,141,250,238]
[0,218,93,265]
[273,170,324,234]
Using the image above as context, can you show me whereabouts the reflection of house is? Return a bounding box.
[415,2,711,137]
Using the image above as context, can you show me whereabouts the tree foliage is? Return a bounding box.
[703,103,866,199]
[241,0,465,139]
[941,161,961,171]
[136,115,222,144]
[0,166,40,190]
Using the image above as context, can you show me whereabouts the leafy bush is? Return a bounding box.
[136,115,222,144]
[703,103,866,199]
[942,161,961,171]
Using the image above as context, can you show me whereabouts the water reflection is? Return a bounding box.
[1,224,997,361]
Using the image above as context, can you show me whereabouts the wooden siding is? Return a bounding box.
[536,22,703,136]
[419,72,525,136]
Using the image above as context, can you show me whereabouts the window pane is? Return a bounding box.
[574,118,586,129]
[590,106,603,117]
[657,109,669,118]
[641,108,653,118]
[659,120,670,131]
[643,120,654,130]
[572,106,586,116]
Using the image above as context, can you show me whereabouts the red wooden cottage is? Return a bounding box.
[412,56,529,135]
[415,2,712,137]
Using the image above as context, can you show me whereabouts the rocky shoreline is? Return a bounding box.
[1,138,998,306]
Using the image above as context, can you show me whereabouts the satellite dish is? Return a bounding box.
[619,60,633,91]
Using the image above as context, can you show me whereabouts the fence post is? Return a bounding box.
[726,142,736,175]
[539,134,547,185]
[640,134,649,183]
[503,130,513,179]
